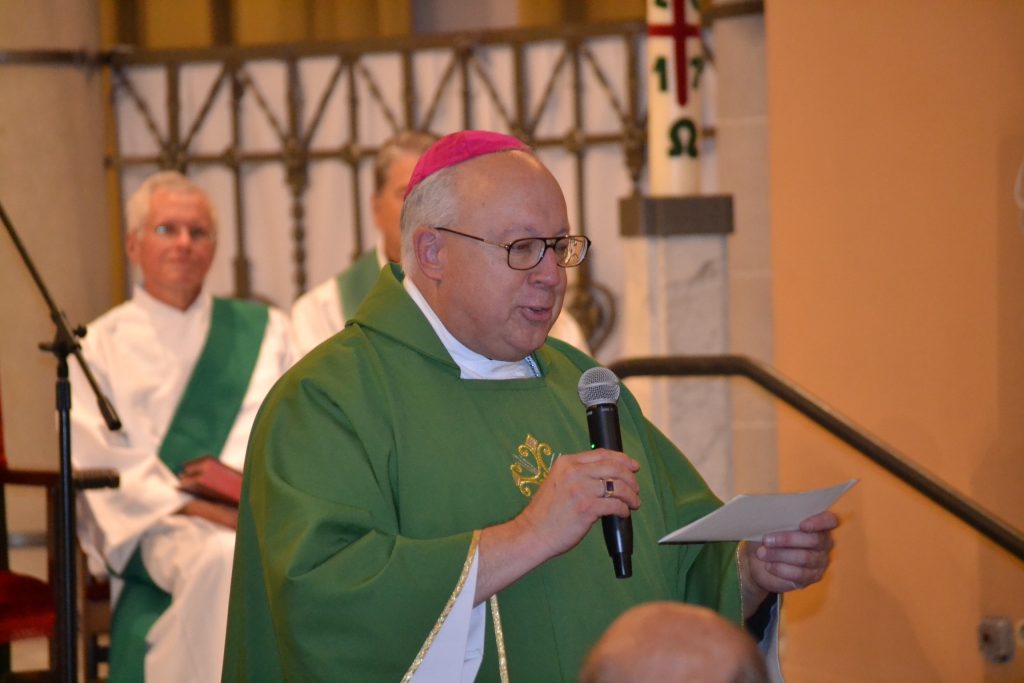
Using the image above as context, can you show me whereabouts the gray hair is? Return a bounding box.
[399,165,460,270]
[399,147,539,269]
[125,170,216,237]
[373,131,438,194]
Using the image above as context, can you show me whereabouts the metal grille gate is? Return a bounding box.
[108,21,652,354]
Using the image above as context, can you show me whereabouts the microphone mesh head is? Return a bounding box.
[577,367,621,407]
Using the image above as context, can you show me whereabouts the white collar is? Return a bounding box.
[403,278,539,380]
[132,284,211,319]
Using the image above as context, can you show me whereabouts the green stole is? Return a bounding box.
[108,298,268,683]
[336,249,384,320]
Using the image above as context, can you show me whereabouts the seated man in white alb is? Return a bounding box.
[290,130,591,355]
[71,171,295,683]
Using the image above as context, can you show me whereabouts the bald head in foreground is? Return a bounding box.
[580,602,769,683]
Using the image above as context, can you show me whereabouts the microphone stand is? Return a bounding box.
[1,198,121,683]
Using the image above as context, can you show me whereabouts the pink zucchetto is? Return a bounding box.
[403,130,531,200]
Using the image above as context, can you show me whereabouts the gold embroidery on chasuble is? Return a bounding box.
[510,433,558,497]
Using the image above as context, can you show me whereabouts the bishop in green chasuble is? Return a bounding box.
[224,266,741,682]
[226,130,836,683]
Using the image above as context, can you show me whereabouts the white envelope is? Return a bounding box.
[659,479,858,543]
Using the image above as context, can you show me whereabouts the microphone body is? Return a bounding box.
[578,368,634,579]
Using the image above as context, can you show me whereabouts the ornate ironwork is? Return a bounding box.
[84,22,655,352]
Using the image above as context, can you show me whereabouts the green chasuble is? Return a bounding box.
[109,298,268,683]
[224,266,741,682]
[336,248,385,321]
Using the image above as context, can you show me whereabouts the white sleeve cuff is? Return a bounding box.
[409,546,487,683]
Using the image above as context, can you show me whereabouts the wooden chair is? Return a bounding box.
[79,549,111,682]
[0,393,117,680]
[0,399,58,676]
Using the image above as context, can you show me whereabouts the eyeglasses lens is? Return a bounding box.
[154,224,212,242]
[554,237,587,267]
[508,239,541,269]
[506,236,588,270]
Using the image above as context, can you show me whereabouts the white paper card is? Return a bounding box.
[659,479,858,544]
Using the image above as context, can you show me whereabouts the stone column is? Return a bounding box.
[620,198,734,499]
[619,10,775,502]
[624,0,735,500]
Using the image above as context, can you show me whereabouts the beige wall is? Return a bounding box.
[0,2,112,532]
[766,2,1024,681]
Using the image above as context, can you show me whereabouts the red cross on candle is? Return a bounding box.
[647,0,701,107]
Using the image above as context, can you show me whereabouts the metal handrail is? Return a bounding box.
[608,354,1024,562]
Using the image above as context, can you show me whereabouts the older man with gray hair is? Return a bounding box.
[291,131,437,354]
[224,131,836,682]
[290,129,591,356]
[71,171,295,683]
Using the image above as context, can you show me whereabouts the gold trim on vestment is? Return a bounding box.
[489,595,510,683]
[735,544,746,622]
[402,530,482,682]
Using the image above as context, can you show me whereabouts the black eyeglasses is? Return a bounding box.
[433,227,591,270]
[152,223,214,243]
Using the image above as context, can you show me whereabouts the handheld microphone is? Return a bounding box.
[577,367,633,579]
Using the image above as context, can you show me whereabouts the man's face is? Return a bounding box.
[372,152,419,262]
[432,152,569,361]
[126,187,216,309]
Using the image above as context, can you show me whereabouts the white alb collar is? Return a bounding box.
[403,278,539,380]
[132,284,211,319]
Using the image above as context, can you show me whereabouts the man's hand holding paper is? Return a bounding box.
[660,479,856,615]
[741,510,839,608]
